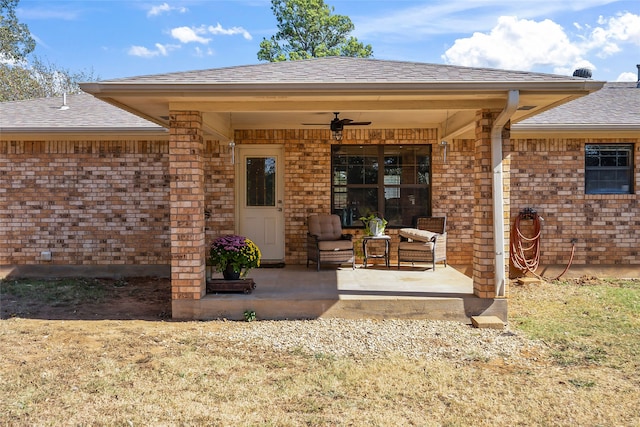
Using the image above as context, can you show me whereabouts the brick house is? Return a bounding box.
[1,58,637,320]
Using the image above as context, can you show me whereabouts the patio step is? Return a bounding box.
[175,294,507,323]
[471,315,505,329]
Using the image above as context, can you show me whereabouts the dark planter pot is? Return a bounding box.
[223,264,241,280]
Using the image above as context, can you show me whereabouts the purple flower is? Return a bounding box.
[209,234,261,277]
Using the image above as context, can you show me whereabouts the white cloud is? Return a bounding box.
[355,0,619,40]
[155,44,168,56]
[585,12,640,57]
[194,47,215,58]
[442,16,584,71]
[128,46,157,58]
[130,22,250,61]
[207,23,253,40]
[598,12,640,44]
[616,72,637,82]
[169,24,253,44]
[147,3,187,17]
[442,11,640,76]
[148,3,170,17]
[170,26,211,44]
[128,43,178,58]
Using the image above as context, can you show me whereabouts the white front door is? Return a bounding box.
[237,145,285,263]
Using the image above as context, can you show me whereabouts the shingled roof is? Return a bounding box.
[0,93,165,133]
[4,58,616,137]
[515,82,640,130]
[102,57,589,85]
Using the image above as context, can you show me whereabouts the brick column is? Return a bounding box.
[169,111,206,300]
[472,110,505,298]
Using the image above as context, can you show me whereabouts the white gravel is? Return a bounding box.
[218,318,545,363]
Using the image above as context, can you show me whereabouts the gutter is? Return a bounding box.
[491,90,519,298]
[0,127,167,135]
[80,80,604,97]
[512,123,640,132]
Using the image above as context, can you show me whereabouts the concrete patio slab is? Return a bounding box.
[173,264,508,323]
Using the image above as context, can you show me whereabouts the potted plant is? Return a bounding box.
[359,213,388,236]
[209,234,261,280]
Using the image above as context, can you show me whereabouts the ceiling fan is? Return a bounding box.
[329,112,371,131]
[303,112,371,140]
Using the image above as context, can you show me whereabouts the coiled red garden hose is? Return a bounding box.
[510,212,542,274]
[510,209,576,281]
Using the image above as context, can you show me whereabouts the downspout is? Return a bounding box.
[491,90,519,297]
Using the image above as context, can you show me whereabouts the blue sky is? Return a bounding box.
[16,0,640,81]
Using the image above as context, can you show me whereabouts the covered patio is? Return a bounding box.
[80,57,603,321]
[173,263,505,322]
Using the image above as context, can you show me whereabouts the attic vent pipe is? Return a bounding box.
[59,93,69,110]
[572,68,592,79]
[637,64,640,88]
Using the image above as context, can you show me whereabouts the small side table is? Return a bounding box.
[362,235,391,268]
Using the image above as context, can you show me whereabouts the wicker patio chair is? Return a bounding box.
[397,216,447,271]
[307,214,355,271]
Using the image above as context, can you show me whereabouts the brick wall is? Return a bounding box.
[0,140,170,265]
[433,139,476,266]
[3,130,634,278]
[204,138,235,242]
[510,137,640,266]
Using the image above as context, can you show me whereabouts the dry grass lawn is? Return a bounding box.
[1,276,638,426]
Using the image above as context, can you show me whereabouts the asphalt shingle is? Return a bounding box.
[0,93,163,131]
[4,59,631,132]
[103,57,586,85]
[518,82,640,126]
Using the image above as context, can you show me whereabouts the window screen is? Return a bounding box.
[585,144,634,194]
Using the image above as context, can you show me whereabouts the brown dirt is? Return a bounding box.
[0,277,172,320]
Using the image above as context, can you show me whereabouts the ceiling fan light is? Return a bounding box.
[333,129,343,141]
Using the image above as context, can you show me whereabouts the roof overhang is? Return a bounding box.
[80,77,605,141]
[0,128,168,141]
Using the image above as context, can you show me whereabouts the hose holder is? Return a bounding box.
[519,207,537,220]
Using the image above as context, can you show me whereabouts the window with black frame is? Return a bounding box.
[331,145,432,227]
[585,144,634,194]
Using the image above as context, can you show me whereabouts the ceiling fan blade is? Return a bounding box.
[302,112,371,127]
[343,121,372,126]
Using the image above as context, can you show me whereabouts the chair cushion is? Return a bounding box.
[399,228,437,242]
[318,239,354,251]
[308,214,343,241]
[398,241,435,251]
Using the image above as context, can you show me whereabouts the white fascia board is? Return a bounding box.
[81,80,606,97]
[0,127,167,135]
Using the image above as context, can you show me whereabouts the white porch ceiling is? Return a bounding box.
[94,90,586,142]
